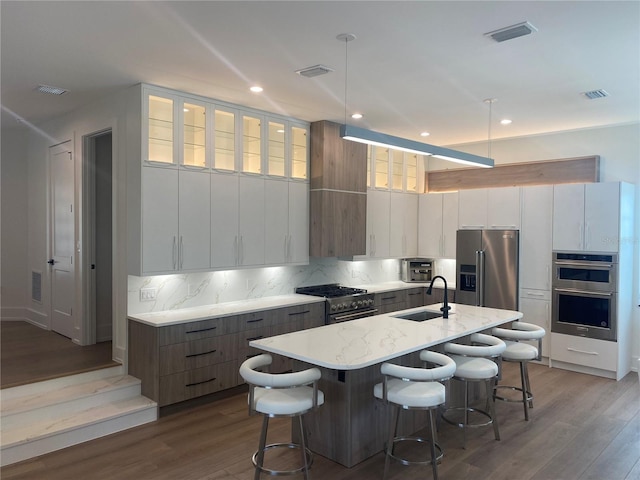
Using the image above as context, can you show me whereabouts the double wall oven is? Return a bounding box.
[296,284,377,324]
[552,252,618,341]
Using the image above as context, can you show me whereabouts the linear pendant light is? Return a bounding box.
[340,124,494,168]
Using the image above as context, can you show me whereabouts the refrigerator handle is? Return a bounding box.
[477,250,485,306]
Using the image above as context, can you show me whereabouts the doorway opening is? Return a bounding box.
[84,130,113,345]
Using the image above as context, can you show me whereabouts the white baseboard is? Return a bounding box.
[1,307,49,330]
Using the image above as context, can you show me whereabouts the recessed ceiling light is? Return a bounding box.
[36,84,68,95]
[351,113,363,119]
[420,132,430,137]
[250,86,263,93]
[500,119,512,125]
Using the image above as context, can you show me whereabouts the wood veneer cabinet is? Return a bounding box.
[309,120,367,257]
[128,302,325,406]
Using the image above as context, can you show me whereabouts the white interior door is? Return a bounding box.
[49,142,75,339]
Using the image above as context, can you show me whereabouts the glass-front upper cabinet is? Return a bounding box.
[290,124,308,180]
[182,101,207,168]
[214,108,236,171]
[405,153,418,192]
[374,146,390,188]
[267,121,285,176]
[391,150,404,190]
[242,114,262,174]
[147,94,175,164]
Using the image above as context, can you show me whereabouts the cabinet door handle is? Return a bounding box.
[179,236,184,270]
[288,310,310,317]
[246,318,264,324]
[172,236,177,270]
[567,347,598,356]
[525,292,545,297]
[186,325,217,334]
[246,335,264,342]
[490,225,517,229]
[186,377,217,387]
[186,349,217,358]
[240,236,244,264]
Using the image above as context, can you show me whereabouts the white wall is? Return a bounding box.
[441,123,640,369]
[1,126,29,317]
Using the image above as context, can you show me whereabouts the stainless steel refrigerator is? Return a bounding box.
[455,229,519,310]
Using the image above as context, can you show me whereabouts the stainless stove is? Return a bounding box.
[295,284,377,324]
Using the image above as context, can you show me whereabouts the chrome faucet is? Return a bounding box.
[427,275,451,319]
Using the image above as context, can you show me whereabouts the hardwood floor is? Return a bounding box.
[1,362,638,479]
[0,321,118,389]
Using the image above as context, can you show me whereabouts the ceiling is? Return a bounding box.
[2,1,639,146]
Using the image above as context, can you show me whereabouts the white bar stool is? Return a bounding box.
[373,350,456,480]
[239,354,324,480]
[491,322,546,421]
[442,333,506,449]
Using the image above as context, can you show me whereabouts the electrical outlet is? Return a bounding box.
[140,287,157,301]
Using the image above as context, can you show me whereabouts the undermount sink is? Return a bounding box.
[393,310,451,322]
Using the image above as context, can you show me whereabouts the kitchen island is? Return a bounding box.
[250,303,522,467]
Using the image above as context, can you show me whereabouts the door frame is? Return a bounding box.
[81,128,114,346]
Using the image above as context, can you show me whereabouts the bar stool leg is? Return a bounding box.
[519,362,530,421]
[255,416,269,480]
[524,362,534,409]
[383,406,399,480]
[462,380,469,449]
[297,416,309,480]
[428,409,439,480]
[487,378,500,441]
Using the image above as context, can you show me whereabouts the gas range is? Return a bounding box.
[295,284,376,324]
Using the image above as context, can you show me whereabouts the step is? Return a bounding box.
[1,395,157,466]
[1,375,143,430]
[0,367,158,467]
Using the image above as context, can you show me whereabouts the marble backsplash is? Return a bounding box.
[128,258,409,315]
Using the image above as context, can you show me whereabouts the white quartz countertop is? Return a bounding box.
[250,303,522,370]
[128,294,326,327]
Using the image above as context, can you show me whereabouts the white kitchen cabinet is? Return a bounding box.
[364,190,391,258]
[459,187,520,230]
[238,176,265,266]
[141,166,210,274]
[520,185,553,291]
[519,290,551,359]
[458,189,487,229]
[287,181,309,264]
[418,192,458,258]
[145,92,179,166]
[389,192,418,257]
[211,173,239,269]
[553,182,620,252]
[487,186,521,229]
[550,333,618,377]
[264,179,309,265]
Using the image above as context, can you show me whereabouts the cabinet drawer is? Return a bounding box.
[375,290,407,307]
[159,334,238,376]
[236,311,274,330]
[159,361,238,406]
[406,288,425,308]
[550,333,617,371]
[158,316,235,346]
[275,303,325,326]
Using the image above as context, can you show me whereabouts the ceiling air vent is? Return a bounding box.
[36,84,68,95]
[582,89,610,100]
[485,21,538,42]
[295,64,334,78]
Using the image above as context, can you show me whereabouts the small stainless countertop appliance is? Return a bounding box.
[401,258,434,283]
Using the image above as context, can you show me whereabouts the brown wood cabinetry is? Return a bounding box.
[425,286,455,304]
[129,301,325,406]
[309,120,367,257]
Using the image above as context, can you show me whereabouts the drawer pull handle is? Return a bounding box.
[186,326,217,334]
[247,335,264,342]
[186,377,217,387]
[186,349,217,358]
[381,296,396,301]
[288,310,310,317]
[246,318,264,324]
[567,347,599,356]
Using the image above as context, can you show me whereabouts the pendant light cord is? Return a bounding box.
[485,98,496,160]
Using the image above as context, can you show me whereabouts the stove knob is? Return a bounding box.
[368,299,374,306]
[351,301,357,308]
[338,303,345,310]
[331,304,337,311]
[357,300,363,307]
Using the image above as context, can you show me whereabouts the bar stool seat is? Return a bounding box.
[492,322,545,421]
[374,350,456,480]
[240,354,324,480]
[443,333,506,449]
